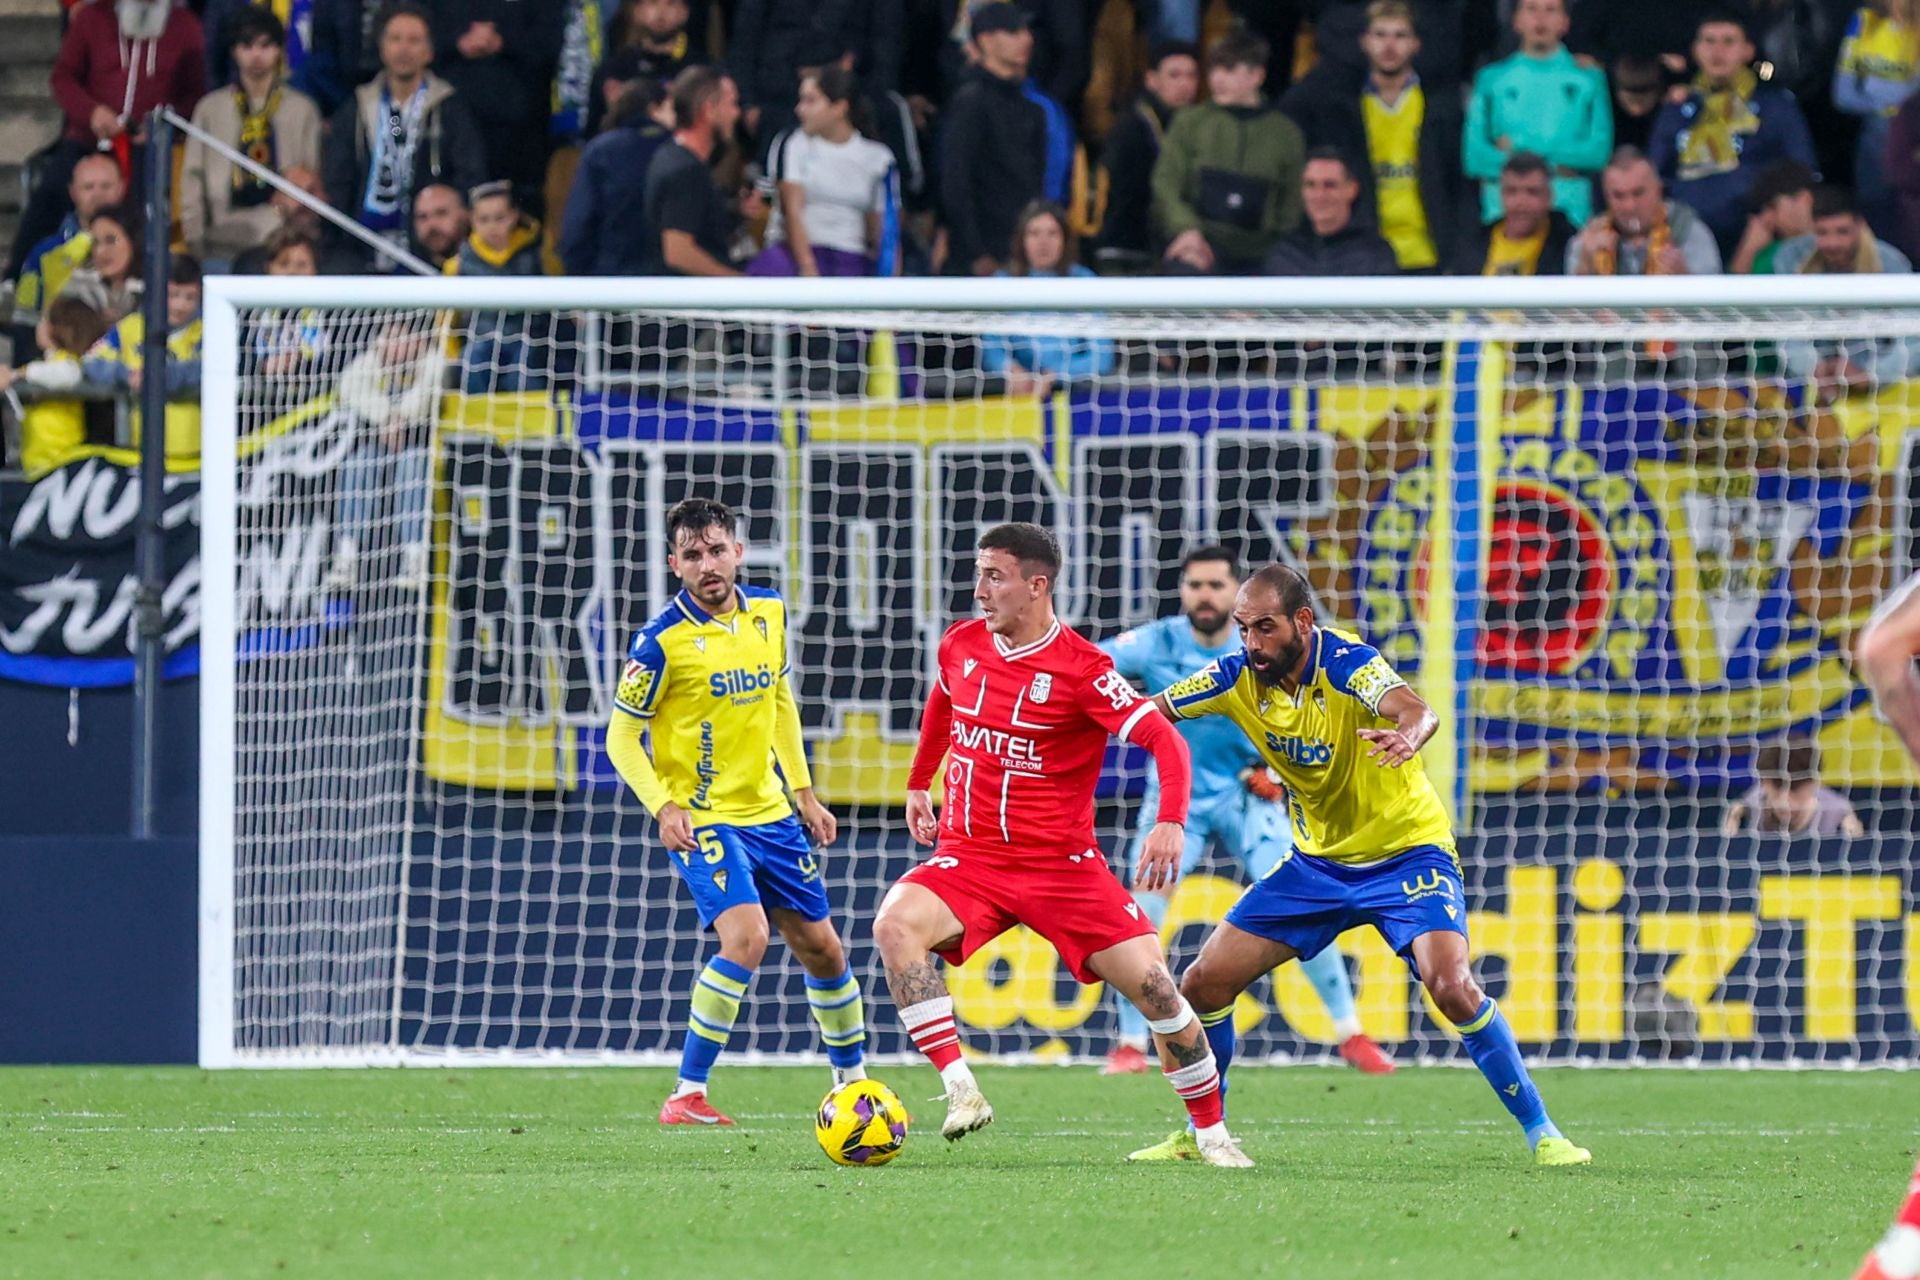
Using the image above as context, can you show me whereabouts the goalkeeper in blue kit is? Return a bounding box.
[1098,547,1393,1077]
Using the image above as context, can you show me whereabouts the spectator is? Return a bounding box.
[426,0,564,204]
[1453,151,1575,275]
[83,254,204,466]
[1308,0,1466,95]
[941,0,1087,115]
[588,0,697,139]
[20,0,205,280]
[1776,186,1915,394]
[732,0,903,155]
[1263,148,1399,275]
[15,154,124,319]
[330,317,448,590]
[323,1,485,271]
[642,66,742,276]
[1281,0,1461,273]
[181,8,323,270]
[407,181,470,271]
[202,0,357,106]
[550,0,611,146]
[59,202,145,322]
[1649,13,1817,259]
[444,181,548,393]
[751,66,897,277]
[1722,739,1864,836]
[939,3,1049,275]
[1153,26,1305,275]
[299,0,391,116]
[1729,158,1816,273]
[1753,0,1855,186]
[1569,148,1722,274]
[1609,53,1666,155]
[263,225,321,277]
[228,164,360,274]
[242,228,331,401]
[1095,40,1199,264]
[1463,0,1612,227]
[0,295,111,476]
[1834,2,1920,244]
[561,80,673,276]
[980,200,1114,396]
[1886,83,1920,257]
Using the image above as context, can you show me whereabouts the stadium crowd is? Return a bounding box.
[6,0,1920,467]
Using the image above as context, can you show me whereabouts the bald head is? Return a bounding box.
[70,154,125,222]
[1235,563,1315,686]
[1243,563,1314,616]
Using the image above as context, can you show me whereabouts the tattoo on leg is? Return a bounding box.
[1163,1030,1211,1067]
[1134,967,1179,1020]
[886,959,948,1008]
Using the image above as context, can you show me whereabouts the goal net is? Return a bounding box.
[198,277,1920,1068]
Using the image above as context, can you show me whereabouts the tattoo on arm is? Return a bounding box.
[885,959,949,1008]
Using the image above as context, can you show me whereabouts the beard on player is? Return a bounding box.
[1245,618,1308,686]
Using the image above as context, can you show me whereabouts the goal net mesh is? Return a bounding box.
[208,293,1920,1066]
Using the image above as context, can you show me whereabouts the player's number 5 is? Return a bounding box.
[697,830,727,865]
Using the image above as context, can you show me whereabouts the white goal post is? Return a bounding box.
[198,274,1920,1069]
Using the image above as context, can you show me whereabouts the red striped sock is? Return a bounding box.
[900,996,962,1071]
[1897,1157,1920,1230]
[1165,1055,1223,1130]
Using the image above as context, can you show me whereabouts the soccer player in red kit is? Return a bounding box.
[1851,574,1920,1280]
[871,522,1253,1168]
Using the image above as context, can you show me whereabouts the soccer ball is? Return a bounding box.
[815,1079,909,1167]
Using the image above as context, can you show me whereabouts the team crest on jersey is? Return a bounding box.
[616,659,655,710]
[1030,673,1053,703]
[963,658,978,678]
[1314,689,1328,714]
[754,616,769,642]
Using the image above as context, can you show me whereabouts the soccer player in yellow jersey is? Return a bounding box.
[606,497,866,1127]
[1127,564,1591,1167]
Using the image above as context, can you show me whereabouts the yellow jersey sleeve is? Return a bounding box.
[1163,653,1251,720]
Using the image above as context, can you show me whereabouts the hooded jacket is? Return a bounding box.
[323,72,486,257]
[52,0,206,144]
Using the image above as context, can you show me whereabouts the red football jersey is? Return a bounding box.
[909,617,1160,854]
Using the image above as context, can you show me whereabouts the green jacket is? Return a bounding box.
[1151,100,1306,266]
[1464,47,1612,225]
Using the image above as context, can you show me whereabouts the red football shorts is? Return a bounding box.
[897,840,1156,983]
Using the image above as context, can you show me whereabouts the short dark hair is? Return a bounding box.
[1245,563,1313,616]
[670,64,730,132]
[226,6,286,49]
[665,497,737,546]
[169,254,203,288]
[1146,39,1200,72]
[42,294,109,356]
[1754,738,1819,786]
[1502,149,1550,181]
[977,522,1061,581]
[1303,146,1359,182]
[1695,9,1751,39]
[1813,184,1859,221]
[1208,24,1270,73]
[1180,544,1240,578]
[375,1,432,39]
[1746,158,1816,212]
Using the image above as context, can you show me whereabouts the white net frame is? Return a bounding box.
[199,276,1920,1069]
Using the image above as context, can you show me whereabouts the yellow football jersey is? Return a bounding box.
[1163,625,1455,864]
[612,584,800,825]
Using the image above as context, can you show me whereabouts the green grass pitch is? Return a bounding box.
[2,1064,1912,1278]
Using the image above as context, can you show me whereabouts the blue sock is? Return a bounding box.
[1115,890,1169,1048]
[1198,1006,1236,1118]
[1298,946,1359,1033]
[1457,997,1561,1148]
[678,956,753,1086]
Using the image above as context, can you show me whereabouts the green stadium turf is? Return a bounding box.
[1,1064,1911,1278]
